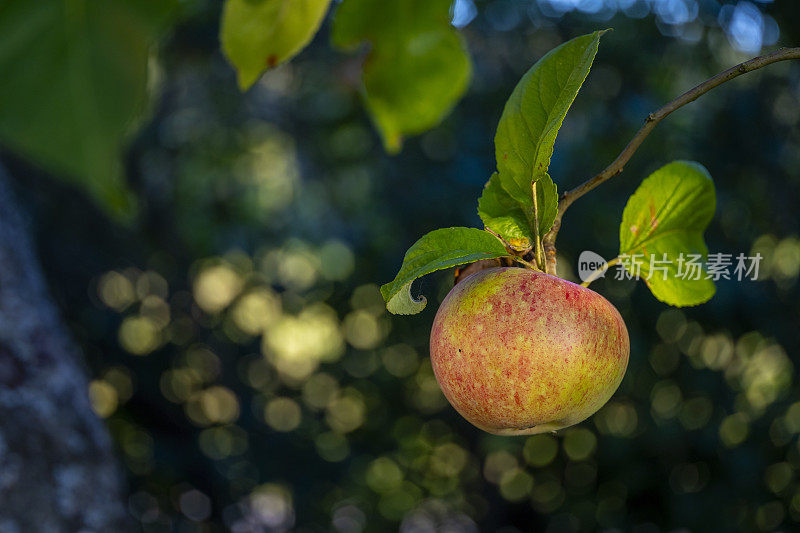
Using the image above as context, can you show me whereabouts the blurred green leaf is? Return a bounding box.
[332,0,471,153]
[494,30,605,204]
[619,160,716,307]
[478,172,534,250]
[381,228,509,315]
[220,0,332,90]
[0,0,177,221]
[478,172,558,250]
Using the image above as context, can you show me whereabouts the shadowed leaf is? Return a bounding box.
[0,0,178,221]
[332,0,471,153]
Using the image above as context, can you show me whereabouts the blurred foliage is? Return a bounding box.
[0,0,473,218]
[221,0,333,89]
[332,0,472,153]
[0,0,178,220]
[3,0,800,531]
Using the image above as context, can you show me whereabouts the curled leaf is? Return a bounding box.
[380,227,510,315]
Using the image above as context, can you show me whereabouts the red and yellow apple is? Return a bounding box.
[430,267,629,435]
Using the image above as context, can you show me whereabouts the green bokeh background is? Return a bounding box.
[4,0,800,530]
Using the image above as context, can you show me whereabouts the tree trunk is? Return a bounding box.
[0,168,129,531]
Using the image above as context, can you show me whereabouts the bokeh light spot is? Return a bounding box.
[88,380,118,418]
[98,271,136,311]
[193,264,243,314]
[119,316,162,355]
[523,435,558,467]
[562,428,597,461]
[264,397,302,432]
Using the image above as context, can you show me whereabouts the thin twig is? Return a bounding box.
[510,255,538,269]
[580,257,620,287]
[543,46,800,258]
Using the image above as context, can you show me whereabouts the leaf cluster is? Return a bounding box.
[381,31,717,314]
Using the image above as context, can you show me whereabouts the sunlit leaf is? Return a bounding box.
[619,160,716,307]
[380,228,509,315]
[221,0,333,90]
[494,30,606,204]
[478,172,558,250]
[478,173,533,250]
[332,0,471,153]
[0,0,177,221]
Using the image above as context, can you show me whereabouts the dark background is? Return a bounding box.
[4,0,800,530]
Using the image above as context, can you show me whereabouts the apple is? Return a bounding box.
[430,267,629,435]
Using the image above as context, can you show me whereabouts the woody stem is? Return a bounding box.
[542,46,800,263]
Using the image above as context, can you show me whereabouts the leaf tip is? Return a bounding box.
[236,71,258,91]
[382,280,427,315]
[382,133,403,155]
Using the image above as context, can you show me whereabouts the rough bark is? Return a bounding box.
[0,168,129,532]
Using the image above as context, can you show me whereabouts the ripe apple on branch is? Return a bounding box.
[380,30,800,435]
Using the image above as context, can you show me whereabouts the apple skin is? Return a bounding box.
[430,267,629,435]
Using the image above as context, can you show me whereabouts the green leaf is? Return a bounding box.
[381,228,509,315]
[332,0,471,153]
[619,160,717,307]
[0,0,177,221]
[221,0,332,90]
[478,172,558,249]
[534,173,559,237]
[494,30,606,204]
[478,173,534,250]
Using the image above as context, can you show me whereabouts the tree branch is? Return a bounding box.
[0,166,129,530]
[542,46,800,264]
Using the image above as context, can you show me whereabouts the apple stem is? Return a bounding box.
[581,257,620,287]
[510,256,538,270]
